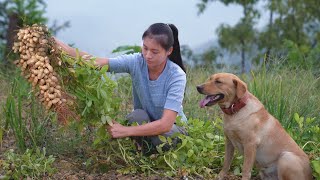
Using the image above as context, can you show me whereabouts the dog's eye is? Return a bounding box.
[215,80,222,84]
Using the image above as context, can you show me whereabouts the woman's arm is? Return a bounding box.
[108,109,177,138]
[54,37,109,67]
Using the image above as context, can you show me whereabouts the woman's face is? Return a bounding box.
[142,36,172,70]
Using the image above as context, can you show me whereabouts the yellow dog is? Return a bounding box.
[197,73,312,180]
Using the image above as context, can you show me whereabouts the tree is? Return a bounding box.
[198,0,320,71]
[258,0,320,63]
[198,0,259,73]
[201,48,217,66]
[0,0,69,64]
[217,18,257,73]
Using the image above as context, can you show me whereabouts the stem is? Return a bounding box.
[163,154,176,172]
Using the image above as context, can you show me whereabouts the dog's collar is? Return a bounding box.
[220,92,250,115]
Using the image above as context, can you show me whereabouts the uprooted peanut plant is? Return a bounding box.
[13,25,64,110]
[12,24,80,124]
[12,23,119,139]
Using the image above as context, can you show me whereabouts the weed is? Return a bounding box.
[3,71,53,151]
[1,147,56,179]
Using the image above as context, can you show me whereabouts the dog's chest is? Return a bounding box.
[223,118,254,154]
[224,128,245,153]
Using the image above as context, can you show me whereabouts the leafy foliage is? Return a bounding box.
[312,158,320,179]
[283,40,320,73]
[103,118,231,179]
[290,113,319,150]
[290,113,320,178]
[112,45,141,55]
[156,118,226,177]
[55,53,121,142]
[201,0,260,73]
[1,148,56,179]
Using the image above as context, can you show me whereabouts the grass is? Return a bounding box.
[1,70,57,152]
[248,68,320,127]
[0,62,319,178]
[0,70,10,118]
[0,70,9,150]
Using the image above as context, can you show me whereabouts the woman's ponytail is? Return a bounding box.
[168,24,186,73]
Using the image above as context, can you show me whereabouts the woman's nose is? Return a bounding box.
[145,51,152,59]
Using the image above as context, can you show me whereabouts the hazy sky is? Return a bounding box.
[45,0,244,57]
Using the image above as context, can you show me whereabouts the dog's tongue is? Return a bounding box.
[199,96,211,108]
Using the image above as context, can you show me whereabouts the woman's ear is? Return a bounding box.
[233,78,247,98]
[166,47,173,56]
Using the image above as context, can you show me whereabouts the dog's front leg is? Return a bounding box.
[217,136,234,180]
[241,143,256,180]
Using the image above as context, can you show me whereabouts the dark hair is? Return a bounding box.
[142,23,186,73]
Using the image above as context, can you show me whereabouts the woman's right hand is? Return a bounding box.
[53,37,76,56]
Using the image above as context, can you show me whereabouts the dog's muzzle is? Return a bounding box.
[196,85,204,94]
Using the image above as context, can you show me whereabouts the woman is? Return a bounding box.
[55,23,187,153]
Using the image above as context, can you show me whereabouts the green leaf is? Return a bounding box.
[159,135,167,143]
[175,138,188,152]
[101,115,107,124]
[306,117,315,124]
[93,138,101,145]
[299,117,304,129]
[100,89,108,99]
[294,113,304,128]
[167,137,172,144]
[97,126,106,138]
[312,160,320,174]
[206,133,215,139]
[86,100,92,107]
[100,65,109,74]
[187,149,194,157]
[294,113,300,122]
[112,45,141,54]
[233,166,241,175]
[106,116,113,126]
[172,153,177,159]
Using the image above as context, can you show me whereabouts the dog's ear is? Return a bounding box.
[233,78,247,98]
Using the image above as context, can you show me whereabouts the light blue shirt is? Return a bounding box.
[109,53,187,122]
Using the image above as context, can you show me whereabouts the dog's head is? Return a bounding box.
[197,73,247,108]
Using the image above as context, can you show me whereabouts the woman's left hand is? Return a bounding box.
[106,120,130,138]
